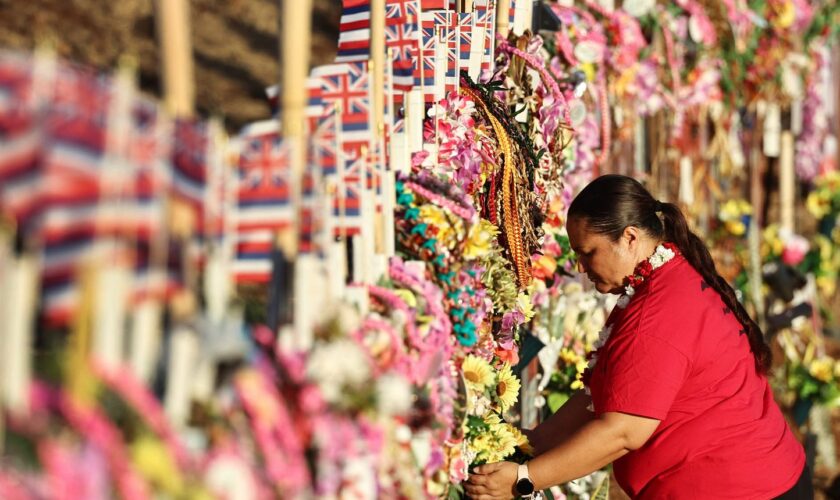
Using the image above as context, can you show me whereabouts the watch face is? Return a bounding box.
[516,478,535,495]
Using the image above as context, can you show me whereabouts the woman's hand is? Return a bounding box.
[464,461,518,500]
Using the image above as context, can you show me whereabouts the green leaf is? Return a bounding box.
[548,392,570,412]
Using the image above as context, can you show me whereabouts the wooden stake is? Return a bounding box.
[155,0,195,117]
[496,0,511,38]
[779,131,795,233]
[279,0,313,260]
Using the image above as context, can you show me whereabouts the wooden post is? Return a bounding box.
[779,131,795,233]
[748,109,766,329]
[496,0,511,39]
[155,0,195,117]
[371,0,386,255]
[280,0,313,260]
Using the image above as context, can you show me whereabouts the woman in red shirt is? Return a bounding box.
[465,175,809,499]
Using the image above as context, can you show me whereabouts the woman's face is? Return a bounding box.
[566,217,638,294]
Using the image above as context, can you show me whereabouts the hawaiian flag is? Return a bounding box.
[458,13,475,76]
[336,0,372,62]
[170,117,208,235]
[233,120,291,284]
[297,156,319,255]
[475,0,496,74]
[0,51,43,235]
[127,95,169,241]
[420,10,458,96]
[39,63,113,326]
[125,95,174,301]
[385,17,419,91]
[235,121,292,234]
[420,0,448,8]
[417,12,445,102]
[386,0,418,19]
[441,11,459,92]
[314,62,370,234]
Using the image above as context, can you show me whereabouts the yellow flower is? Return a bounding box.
[809,358,834,383]
[419,205,463,246]
[806,192,831,219]
[771,0,795,29]
[819,275,838,298]
[462,355,495,392]
[494,364,521,413]
[393,288,417,308]
[762,225,784,258]
[570,378,585,391]
[516,292,535,322]
[464,219,499,260]
[725,220,747,236]
[131,434,184,494]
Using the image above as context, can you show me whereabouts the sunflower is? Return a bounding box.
[462,355,494,392]
[494,363,521,413]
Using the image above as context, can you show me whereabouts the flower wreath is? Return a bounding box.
[459,73,545,288]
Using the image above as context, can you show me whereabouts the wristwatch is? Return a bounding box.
[515,462,535,499]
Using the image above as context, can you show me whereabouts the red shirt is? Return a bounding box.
[589,255,804,499]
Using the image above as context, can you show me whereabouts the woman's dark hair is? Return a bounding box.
[567,174,771,374]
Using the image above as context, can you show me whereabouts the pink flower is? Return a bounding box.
[782,234,810,266]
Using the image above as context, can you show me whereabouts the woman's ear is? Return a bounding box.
[622,225,640,249]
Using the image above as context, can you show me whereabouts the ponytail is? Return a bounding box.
[659,202,772,374]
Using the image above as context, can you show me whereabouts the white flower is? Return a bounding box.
[376,374,413,416]
[648,244,676,269]
[624,285,635,297]
[306,339,371,404]
[623,0,655,18]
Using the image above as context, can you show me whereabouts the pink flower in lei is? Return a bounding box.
[0,470,33,500]
[415,93,495,195]
[90,360,191,470]
[234,368,310,496]
[39,439,110,500]
[59,396,150,500]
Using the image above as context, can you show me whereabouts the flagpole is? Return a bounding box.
[281,0,313,347]
[371,0,386,255]
[496,0,511,39]
[155,0,202,423]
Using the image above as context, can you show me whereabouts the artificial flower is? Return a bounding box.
[494,364,521,413]
[464,219,499,260]
[462,355,495,392]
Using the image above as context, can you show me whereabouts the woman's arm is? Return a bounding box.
[526,390,594,455]
[466,411,660,500]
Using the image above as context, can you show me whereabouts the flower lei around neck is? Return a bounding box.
[582,242,680,407]
[617,242,679,309]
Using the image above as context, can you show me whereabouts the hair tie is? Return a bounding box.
[654,200,664,212]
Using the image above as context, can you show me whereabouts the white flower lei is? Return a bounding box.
[584,244,677,408]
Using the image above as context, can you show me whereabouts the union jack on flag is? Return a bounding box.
[458,12,475,76]
[386,0,418,20]
[317,62,371,148]
[310,102,338,178]
[474,0,496,74]
[385,17,419,91]
[235,121,292,233]
[417,12,445,102]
